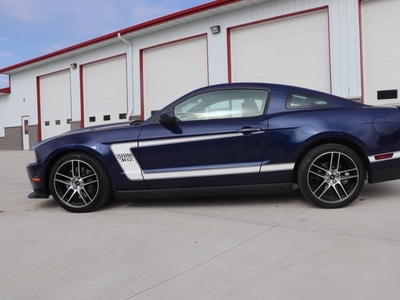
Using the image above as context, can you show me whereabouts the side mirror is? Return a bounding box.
[159,111,176,125]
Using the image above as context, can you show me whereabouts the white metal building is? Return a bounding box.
[0,0,399,150]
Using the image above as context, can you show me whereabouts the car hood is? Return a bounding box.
[33,121,140,150]
[61,121,133,135]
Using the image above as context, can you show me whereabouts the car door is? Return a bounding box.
[138,88,270,189]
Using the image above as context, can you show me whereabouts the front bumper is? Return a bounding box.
[26,161,49,199]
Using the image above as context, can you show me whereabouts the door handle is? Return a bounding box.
[236,127,263,134]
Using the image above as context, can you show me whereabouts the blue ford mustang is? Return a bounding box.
[27,83,400,212]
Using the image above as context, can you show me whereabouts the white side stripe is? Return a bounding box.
[260,163,295,172]
[139,133,243,148]
[110,142,143,181]
[143,163,294,180]
[143,165,260,180]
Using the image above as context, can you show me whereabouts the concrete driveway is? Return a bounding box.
[1,150,399,300]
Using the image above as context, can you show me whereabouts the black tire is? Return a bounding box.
[298,144,365,208]
[49,152,111,212]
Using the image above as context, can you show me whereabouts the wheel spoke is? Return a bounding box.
[340,167,358,180]
[76,160,80,178]
[70,161,76,177]
[81,173,97,181]
[336,153,341,170]
[55,178,70,185]
[82,180,98,187]
[66,190,78,203]
[55,172,72,181]
[309,170,326,179]
[83,188,94,202]
[339,167,357,174]
[311,163,329,173]
[342,174,359,180]
[312,180,327,197]
[332,184,342,200]
[317,183,331,199]
[78,190,89,205]
[61,187,74,202]
[336,182,348,198]
[329,152,334,170]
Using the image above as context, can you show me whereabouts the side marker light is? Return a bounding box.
[375,153,393,160]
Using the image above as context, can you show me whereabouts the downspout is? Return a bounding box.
[117,33,135,120]
[118,32,131,45]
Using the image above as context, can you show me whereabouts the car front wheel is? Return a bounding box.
[49,152,111,212]
[298,144,365,208]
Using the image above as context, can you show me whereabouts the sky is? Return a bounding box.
[0,0,211,88]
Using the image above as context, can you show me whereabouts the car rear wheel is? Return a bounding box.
[49,152,111,212]
[298,144,365,208]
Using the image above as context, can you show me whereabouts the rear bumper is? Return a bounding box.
[26,162,50,198]
[369,158,400,184]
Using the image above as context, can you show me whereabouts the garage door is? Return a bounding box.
[82,55,127,126]
[362,0,400,105]
[39,70,71,140]
[142,36,208,118]
[230,9,330,93]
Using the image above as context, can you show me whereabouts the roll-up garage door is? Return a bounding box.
[83,55,127,126]
[142,36,208,119]
[230,9,330,93]
[362,0,400,105]
[39,70,71,140]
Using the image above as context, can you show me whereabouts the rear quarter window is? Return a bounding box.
[286,92,331,109]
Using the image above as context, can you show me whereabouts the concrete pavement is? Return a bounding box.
[1,150,400,300]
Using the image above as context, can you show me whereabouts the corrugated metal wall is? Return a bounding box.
[1,0,364,146]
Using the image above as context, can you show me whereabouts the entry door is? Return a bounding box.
[22,116,30,150]
[138,88,270,189]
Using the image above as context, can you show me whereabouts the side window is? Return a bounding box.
[174,89,268,122]
[286,92,331,109]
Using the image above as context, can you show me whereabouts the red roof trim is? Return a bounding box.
[0,87,11,94]
[0,0,240,73]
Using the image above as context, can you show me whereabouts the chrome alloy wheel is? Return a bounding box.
[53,159,99,208]
[307,151,359,204]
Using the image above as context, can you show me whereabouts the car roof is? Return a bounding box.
[187,82,361,105]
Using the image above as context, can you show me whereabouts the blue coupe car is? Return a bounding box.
[27,83,400,212]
